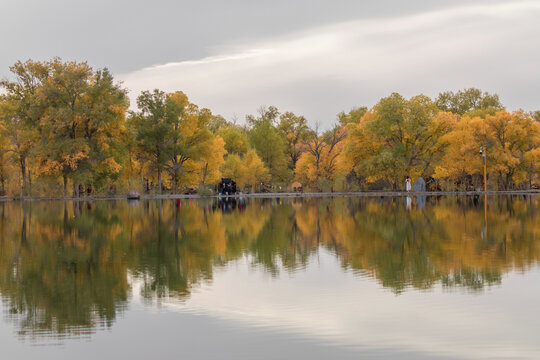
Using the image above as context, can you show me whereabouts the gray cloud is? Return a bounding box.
[118,1,540,126]
[0,0,501,74]
[2,0,538,127]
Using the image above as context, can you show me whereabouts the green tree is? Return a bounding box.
[0,60,48,195]
[218,125,249,156]
[131,90,215,192]
[277,111,309,172]
[345,93,453,189]
[164,93,213,190]
[208,114,230,134]
[130,90,172,193]
[35,60,128,196]
[36,59,94,195]
[337,106,368,126]
[247,106,288,181]
[436,88,503,115]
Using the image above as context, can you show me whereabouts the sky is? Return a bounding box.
[1,0,539,127]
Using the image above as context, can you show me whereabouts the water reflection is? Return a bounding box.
[0,196,538,340]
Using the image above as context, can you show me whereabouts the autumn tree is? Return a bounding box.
[484,111,540,189]
[208,114,229,134]
[531,111,540,122]
[247,106,288,181]
[218,125,249,156]
[164,94,214,189]
[0,60,48,195]
[24,59,128,196]
[337,106,368,126]
[277,111,309,172]
[35,60,93,195]
[196,135,227,185]
[0,122,11,194]
[131,90,215,192]
[130,90,171,193]
[296,123,347,190]
[436,88,503,115]
[242,149,270,192]
[344,94,455,189]
[78,68,129,188]
[300,123,330,185]
[433,116,482,189]
[221,154,246,187]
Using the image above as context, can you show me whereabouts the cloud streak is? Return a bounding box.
[119,1,540,127]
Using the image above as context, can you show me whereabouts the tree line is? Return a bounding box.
[0,59,539,197]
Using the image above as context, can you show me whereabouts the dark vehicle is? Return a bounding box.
[218,178,237,195]
[214,197,237,213]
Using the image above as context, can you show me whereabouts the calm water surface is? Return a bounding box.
[0,196,539,359]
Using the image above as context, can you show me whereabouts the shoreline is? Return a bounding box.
[1,190,539,202]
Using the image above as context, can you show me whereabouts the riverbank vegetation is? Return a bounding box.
[1,59,539,197]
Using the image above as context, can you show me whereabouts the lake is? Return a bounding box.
[0,195,538,359]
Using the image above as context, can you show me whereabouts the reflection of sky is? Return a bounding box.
[138,248,540,359]
[2,246,540,359]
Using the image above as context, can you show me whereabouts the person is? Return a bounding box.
[405,177,412,192]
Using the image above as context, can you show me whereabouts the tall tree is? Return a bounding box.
[34,59,94,195]
[242,149,270,192]
[0,60,48,195]
[218,125,249,156]
[344,94,453,189]
[277,111,309,172]
[35,59,128,196]
[131,90,214,192]
[247,106,288,181]
[221,154,246,186]
[337,106,368,126]
[82,68,129,187]
[131,90,172,193]
[165,94,214,189]
[196,135,227,185]
[436,88,503,115]
[296,123,347,190]
[484,111,540,189]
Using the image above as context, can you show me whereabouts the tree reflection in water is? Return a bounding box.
[0,195,538,339]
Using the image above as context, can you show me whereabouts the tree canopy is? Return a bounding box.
[0,59,539,196]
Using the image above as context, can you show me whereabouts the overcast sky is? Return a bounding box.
[1,0,539,126]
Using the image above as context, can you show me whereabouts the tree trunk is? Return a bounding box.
[20,156,26,196]
[202,163,208,185]
[63,175,68,197]
[173,171,178,193]
[506,172,513,191]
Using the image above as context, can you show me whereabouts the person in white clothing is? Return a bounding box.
[405,177,412,192]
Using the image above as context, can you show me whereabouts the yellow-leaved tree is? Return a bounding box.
[242,149,270,192]
[484,111,540,189]
[195,135,227,185]
[296,124,347,191]
[221,154,246,188]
